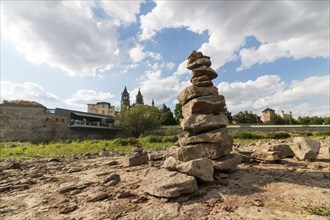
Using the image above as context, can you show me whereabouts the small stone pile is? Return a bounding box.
[125,143,148,166]
[143,51,240,198]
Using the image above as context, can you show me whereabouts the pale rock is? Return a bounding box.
[181,114,228,133]
[163,157,214,182]
[212,153,243,172]
[291,137,320,160]
[178,86,219,105]
[176,142,232,162]
[182,95,226,118]
[179,128,231,146]
[268,144,294,158]
[142,169,198,198]
[124,154,148,167]
[251,150,282,162]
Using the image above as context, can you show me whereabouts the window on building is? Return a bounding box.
[102,110,105,114]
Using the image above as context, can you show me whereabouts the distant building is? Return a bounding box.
[120,86,153,110]
[87,102,115,116]
[121,86,130,111]
[0,101,120,142]
[261,108,275,123]
[280,111,293,119]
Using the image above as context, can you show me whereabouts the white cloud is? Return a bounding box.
[217,74,330,117]
[140,1,329,71]
[65,89,114,108]
[130,70,189,107]
[100,0,144,26]
[129,44,146,63]
[1,1,145,77]
[1,81,58,103]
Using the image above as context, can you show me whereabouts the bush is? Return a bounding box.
[112,137,138,146]
[162,135,178,143]
[231,131,263,139]
[312,131,330,137]
[144,135,163,143]
[266,132,290,139]
[165,126,180,136]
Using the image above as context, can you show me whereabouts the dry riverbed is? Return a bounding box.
[0,139,329,220]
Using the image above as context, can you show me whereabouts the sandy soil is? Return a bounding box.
[0,139,329,220]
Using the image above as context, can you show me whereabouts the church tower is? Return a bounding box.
[136,88,144,105]
[121,86,130,111]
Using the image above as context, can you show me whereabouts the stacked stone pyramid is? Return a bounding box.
[143,51,236,198]
[176,51,233,163]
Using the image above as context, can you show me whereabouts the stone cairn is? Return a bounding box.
[143,51,241,198]
[125,143,148,167]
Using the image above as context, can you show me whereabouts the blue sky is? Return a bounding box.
[1,1,329,117]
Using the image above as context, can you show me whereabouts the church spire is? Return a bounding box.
[136,88,144,105]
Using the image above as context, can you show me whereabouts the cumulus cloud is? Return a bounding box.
[140,1,329,71]
[217,74,330,116]
[130,70,189,107]
[100,0,144,26]
[1,81,58,103]
[129,44,146,63]
[65,89,114,108]
[1,1,144,76]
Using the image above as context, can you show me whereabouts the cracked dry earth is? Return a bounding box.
[1,143,329,220]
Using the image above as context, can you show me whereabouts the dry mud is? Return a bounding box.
[1,139,329,220]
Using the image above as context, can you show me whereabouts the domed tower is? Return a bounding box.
[136,88,144,105]
[121,86,130,111]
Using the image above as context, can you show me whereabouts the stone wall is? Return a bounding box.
[0,104,121,142]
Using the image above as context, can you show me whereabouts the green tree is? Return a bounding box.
[233,111,260,124]
[174,103,183,122]
[224,107,233,124]
[324,117,330,125]
[270,114,285,125]
[118,105,161,137]
[160,110,177,125]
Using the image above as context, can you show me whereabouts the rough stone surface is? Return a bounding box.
[182,95,226,118]
[291,137,320,160]
[163,157,214,182]
[181,114,228,133]
[212,153,243,172]
[268,144,294,158]
[125,154,148,167]
[191,65,218,80]
[175,143,232,162]
[251,150,282,162]
[178,128,231,146]
[178,86,219,105]
[187,57,211,70]
[142,169,198,198]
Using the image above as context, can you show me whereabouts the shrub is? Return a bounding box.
[112,137,138,146]
[266,132,290,139]
[162,135,178,143]
[312,131,330,137]
[165,126,180,136]
[145,135,163,143]
[231,131,263,139]
[305,206,330,217]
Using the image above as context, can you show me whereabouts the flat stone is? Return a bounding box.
[142,169,198,198]
[291,137,320,160]
[188,51,205,63]
[163,157,214,182]
[125,154,148,167]
[59,204,78,214]
[212,153,243,172]
[103,174,121,184]
[178,128,231,146]
[87,193,109,202]
[191,75,210,85]
[148,152,164,161]
[181,114,229,133]
[251,150,282,162]
[175,142,232,162]
[182,95,225,118]
[58,184,78,194]
[268,144,294,158]
[191,65,218,80]
[194,80,214,87]
[178,85,219,106]
[187,57,211,70]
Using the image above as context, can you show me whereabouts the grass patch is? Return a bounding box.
[0,136,177,159]
[305,206,330,217]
